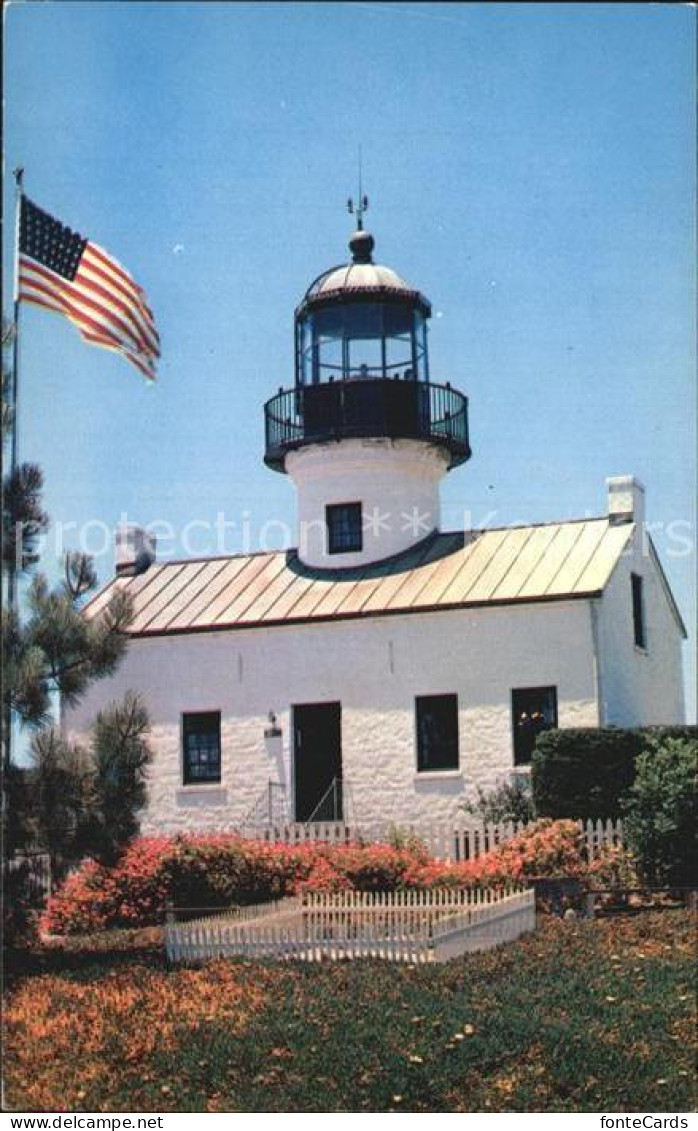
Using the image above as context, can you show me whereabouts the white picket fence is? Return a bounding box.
[581,818,625,860]
[165,886,536,966]
[240,818,624,863]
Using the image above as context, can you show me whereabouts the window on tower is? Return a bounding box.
[326,502,363,555]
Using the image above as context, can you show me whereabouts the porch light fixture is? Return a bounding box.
[264,710,282,738]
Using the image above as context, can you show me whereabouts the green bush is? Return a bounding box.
[621,736,697,886]
[531,726,697,820]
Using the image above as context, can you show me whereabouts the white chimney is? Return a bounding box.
[115,524,156,576]
[606,475,645,528]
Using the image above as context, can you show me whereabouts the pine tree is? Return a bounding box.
[2,317,151,892]
[84,692,152,866]
[26,693,151,877]
[2,321,134,763]
[3,555,133,737]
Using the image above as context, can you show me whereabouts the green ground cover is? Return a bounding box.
[4,911,695,1113]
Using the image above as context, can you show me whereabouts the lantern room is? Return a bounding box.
[264,225,471,475]
[295,229,431,386]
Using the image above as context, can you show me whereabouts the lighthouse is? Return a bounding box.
[66,200,686,835]
[263,201,471,569]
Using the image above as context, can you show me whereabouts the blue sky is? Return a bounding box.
[4,1,696,716]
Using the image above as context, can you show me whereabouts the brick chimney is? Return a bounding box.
[115,525,156,576]
[606,475,645,527]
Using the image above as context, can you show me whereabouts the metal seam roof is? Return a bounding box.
[84,518,637,637]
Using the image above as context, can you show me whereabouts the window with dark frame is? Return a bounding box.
[182,712,221,784]
[326,502,363,555]
[511,687,557,766]
[631,572,646,649]
[415,694,459,772]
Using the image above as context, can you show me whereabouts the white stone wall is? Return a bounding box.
[64,598,601,834]
[595,526,686,726]
[286,438,449,568]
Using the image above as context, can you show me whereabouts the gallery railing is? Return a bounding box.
[264,378,470,470]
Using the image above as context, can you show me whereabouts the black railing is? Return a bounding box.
[264,378,470,471]
[305,776,344,824]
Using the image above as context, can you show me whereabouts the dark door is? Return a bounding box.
[293,702,342,822]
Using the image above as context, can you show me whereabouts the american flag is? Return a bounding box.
[18,196,160,381]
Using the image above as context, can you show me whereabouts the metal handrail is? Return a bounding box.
[240,780,288,829]
[264,378,470,471]
[305,776,343,825]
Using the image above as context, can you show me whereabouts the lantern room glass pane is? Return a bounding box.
[347,337,383,378]
[344,304,382,339]
[317,335,343,376]
[384,333,413,376]
[384,303,412,336]
[299,318,312,384]
[312,308,343,380]
[313,308,344,336]
[413,311,427,381]
[345,304,383,377]
[296,301,429,385]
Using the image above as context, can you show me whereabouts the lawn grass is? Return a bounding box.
[4,911,696,1113]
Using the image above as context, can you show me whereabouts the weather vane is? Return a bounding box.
[347,147,369,230]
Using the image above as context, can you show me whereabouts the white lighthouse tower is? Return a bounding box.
[264,200,471,568]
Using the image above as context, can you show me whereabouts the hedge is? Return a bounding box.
[531,726,698,820]
[622,737,698,886]
[41,820,629,935]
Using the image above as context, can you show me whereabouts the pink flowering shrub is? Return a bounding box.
[296,857,351,893]
[41,819,618,935]
[41,838,174,935]
[329,843,429,891]
[490,818,587,879]
[586,843,638,891]
[402,819,588,890]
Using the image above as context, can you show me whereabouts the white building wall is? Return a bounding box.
[64,599,600,833]
[595,526,686,726]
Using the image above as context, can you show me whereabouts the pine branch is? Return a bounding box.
[64,551,98,602]
[2,462,50,574]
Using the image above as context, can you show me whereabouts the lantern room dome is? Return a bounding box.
[299,229,431,316]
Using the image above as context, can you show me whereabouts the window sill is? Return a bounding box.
[179,783,224,792]
[414,770,463,781]
[176,785,227,807]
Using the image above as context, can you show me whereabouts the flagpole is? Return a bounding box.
[7,167,24,614]
[10,166,24,478]
[4,168,23,771]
